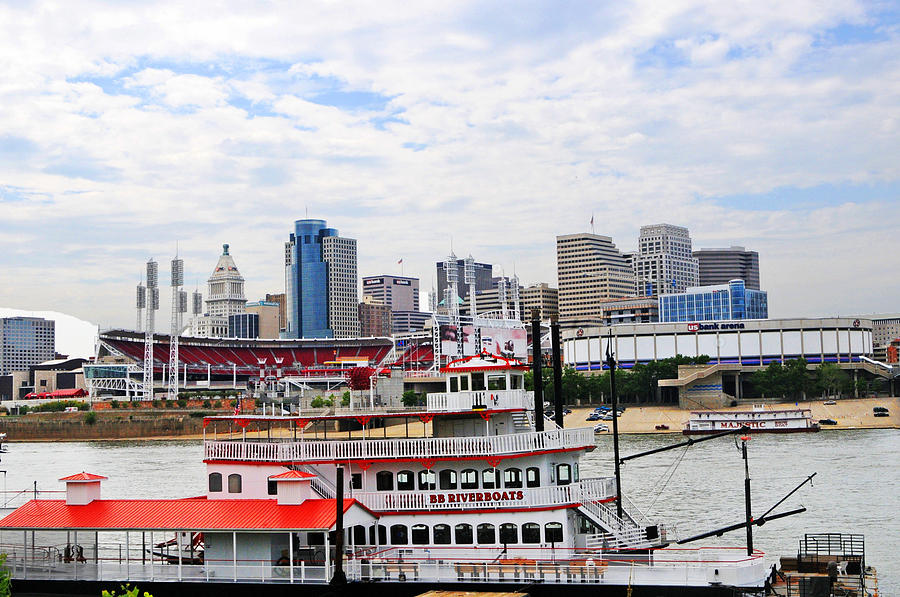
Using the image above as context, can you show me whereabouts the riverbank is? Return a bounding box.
[568,396,900,434]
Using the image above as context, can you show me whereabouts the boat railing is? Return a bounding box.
[204,426,595,463]
[0,489,65,509]
[427,389,534,412]
[352,477,617,512]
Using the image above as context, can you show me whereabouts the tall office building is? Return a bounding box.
[436,259,492,300]
[633,224,699,296]
[0,317,55,375]
[194,244,247,338]
[358,297,392,337]
[658,280,768,322]
[265,293,287,334]
[694,246,760,290]
[361,275,420,312]
[284,219,359,339]
[557,233,636,325]
[246,301,281,338]
[521,283,558,321]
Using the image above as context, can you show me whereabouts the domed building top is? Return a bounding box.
[211,244,244,281]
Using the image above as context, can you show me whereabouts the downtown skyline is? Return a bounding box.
[0,1,897,329]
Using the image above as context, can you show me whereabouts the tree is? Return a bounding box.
[347,367,375,391]
[401,390,423,407]
[816,363,850,398]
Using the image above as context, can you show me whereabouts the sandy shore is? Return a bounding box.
[567,397,900,434]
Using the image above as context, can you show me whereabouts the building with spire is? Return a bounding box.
[193,244,247,338]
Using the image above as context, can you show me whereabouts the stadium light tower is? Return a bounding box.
[464,255,476,319]
[167,256,185,401]
[143,259,159,401]
[510,274,521,321]
[136,277,146,332]
[498,276,508,320]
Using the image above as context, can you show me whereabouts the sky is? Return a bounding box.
[0,0,898,333]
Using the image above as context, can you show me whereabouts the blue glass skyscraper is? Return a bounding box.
[285,220,338,338]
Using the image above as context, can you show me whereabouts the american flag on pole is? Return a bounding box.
[398,258,403,264]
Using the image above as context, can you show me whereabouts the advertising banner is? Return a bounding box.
[479,326,527,359]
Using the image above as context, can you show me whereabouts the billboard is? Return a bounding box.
[479,327,527,359]
[440,324,475,357]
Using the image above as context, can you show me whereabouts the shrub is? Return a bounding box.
[110,400,120,409]
[213,400,222,409]
[202,400,211,409]
[310,396,334,409]
[229,399,237,408]
[18,405,29,415]
[84,412,97,425]
[177,399,187,409]
[162,400,170,409]
[0,553,10,597]
[152,399,160,408]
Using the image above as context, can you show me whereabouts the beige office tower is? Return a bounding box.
[556,233,635,326]
[245,301,282,339]
[321,235,360,338]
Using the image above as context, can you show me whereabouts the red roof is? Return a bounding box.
[59,472,107,482]
[441,352,528,373]
[269,470,315,481]
[0,498,371,531]
[51,388,88,398]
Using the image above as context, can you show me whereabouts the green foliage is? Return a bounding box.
[229,399,237,408]
[84,411,97,425]
[17,405,29,415]
[176,399,187,409]
[202,399,212,409]
[151,399,160,408]
[101,583,153,597]
[310,396,334,408]
[28,400,90,413]
[342,391,351,407]
[749,359,816,399]
[401,390,424,407]
[213,400,222,409]
[110,400,120,409]
[815,363,851,398]
[0,553,10,597]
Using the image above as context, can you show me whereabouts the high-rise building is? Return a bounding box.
[284,219,359,339]
[436,259,492,300]
[694,246,760,290]
[194,244,247,338]
[634,224,699,296]
[556,233,635,326]
[521,283,559,321]
[361,275,420,312]
[246,301,281,339]
[358,297,392,337]
[658,279,768,322]
[228,313,259,339]
[0,317,55,375]
[265,293,287,334]
[599,296,658,326]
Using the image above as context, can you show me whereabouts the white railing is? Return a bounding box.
[427,390,534,412]
[352,477,616,512]
[204,427,594,463]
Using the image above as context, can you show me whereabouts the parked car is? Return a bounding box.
[874,411,889,417]
[593,423,609,433]
[823,400,836,405]
[563,408,572,415]
[599,414,614,421]
[873,406,889,414]
[655,424,670,431]
[818,418,838,425]
[586,413,601,421]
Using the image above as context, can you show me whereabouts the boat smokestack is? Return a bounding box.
[330,466,346,586]
[551,316,564,429]
[531,310,544,432]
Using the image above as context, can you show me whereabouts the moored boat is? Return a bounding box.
[684,405,820,435]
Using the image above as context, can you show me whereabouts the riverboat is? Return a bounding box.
[0,352,775,596]
[683,405,820,435]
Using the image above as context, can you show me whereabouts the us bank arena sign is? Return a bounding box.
[429,490,525,505]
[687,322,746,332]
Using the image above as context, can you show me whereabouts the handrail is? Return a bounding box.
[204,427,595,463]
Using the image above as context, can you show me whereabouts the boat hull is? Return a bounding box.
[683,426,820,435]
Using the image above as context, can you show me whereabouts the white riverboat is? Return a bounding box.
[683,404,820,435]
[0,352,771,595]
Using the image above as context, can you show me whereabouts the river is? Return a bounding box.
[2,429,897,594]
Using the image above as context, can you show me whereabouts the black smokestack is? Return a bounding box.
[551,317,564,429]
[531,310,544,432]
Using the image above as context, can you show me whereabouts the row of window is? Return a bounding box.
[374,464,577,492]
[366,522,563,546]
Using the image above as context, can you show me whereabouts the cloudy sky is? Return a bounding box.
[1,0,898,330]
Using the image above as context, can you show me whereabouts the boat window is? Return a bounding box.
[390,524,408,545]
[455,523,473,544]
[376,471,394,491]
[308,532,325,545]
[487,375,506,391]
[522,523,541,544]
[510,375,523,390]
[499,523,518,544]
[503,468,523,488]
[477,523,496,544]
[526,467,540,488]
[353,525,366,545]
[351,473,362,490]
[397,470,415,491]
[545,522,563,543]
[460,469,478,489]
[418,470,436,490]
[573,462,579,482]
[267,480,277,495]
[439,469,458,490]
[471,373,486,391]
[369,524,387,545]
[556,463,572,486]
[482,468,497,489]
[460,376,469,390]
[433,524,451,544]
[227,473,242,493]
[411,524,429,545]
[208,472,222,492]
[449,376,459,392]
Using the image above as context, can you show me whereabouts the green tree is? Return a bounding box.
[84,411,97,425]
[816,363,851,398]
[401,390,423,407]
[0,553,10,597]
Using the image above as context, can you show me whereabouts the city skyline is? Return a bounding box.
[0,2,897,328]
